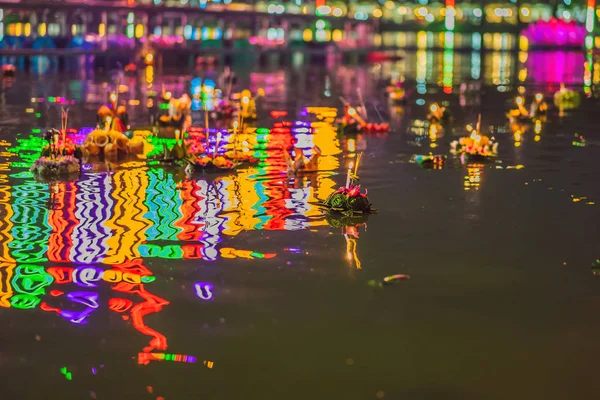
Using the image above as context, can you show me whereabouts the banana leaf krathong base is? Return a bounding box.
[321,186,376,215]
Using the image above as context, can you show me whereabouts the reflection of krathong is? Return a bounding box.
[325,215,368,270]
[284,146,321,175]
[450,116,498,161]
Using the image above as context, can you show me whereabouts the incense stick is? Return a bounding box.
[357,88,368,119]
[354,152,363,177]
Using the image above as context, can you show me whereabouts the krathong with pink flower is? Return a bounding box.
[321,153,375,214]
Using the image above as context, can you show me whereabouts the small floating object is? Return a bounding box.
[414,154,445,169]
[2,64,16,78]
[592,259,600,276]
[124,62,137,74]
[507,93,548,125]
[383,274,410,284]
[572,134,586,147]
[367,274,410,288]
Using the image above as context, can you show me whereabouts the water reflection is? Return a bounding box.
[0,47,598,398]
[0,97,347,365]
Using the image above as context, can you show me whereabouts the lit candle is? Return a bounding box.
[346,162,354,188]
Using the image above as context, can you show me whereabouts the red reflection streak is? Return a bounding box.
[47,182,78,263]
[259,146,294,231]
[40,302,61,313]
[113,282,169,353]
[181,244,205,259]
[108,297,133,312]
[263,179,293,230]
[175,180,205,241]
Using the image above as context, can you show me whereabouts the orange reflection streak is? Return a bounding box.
[0,175,14,308]
[47,266,74,284]
[0,262,15,308]
[47,182,79,263]
[0,174,14,264]
[108,297,133,313]
[175,180,205,241]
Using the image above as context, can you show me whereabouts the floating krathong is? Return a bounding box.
[187,130,238,172]
[155,87,192,138]
[97,89,130,133]
[386,77,407,104]
[31,155,80,177]
[82,129,145,161]
[507,93,548,125]
[231,88,264,121]
[426,103,452,125]
[31,113,82,177]
[337,97,389,134]
[450,116,498,161]
[553,83,581,112]
[321,153,376,215]
[413,154,446,169]
[187,153,237,172]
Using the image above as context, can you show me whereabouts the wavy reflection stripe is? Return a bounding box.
[71,174,113,264]
[262,180,294,230]
[174,180,204,241]
[156,172,183,240]
[144,169,182,241]
[103,169,150,264]
[144,169,162,241]
[0,181,15,263]
[0,262,15,307]
[9,181,50,263]
[48,182,79,263]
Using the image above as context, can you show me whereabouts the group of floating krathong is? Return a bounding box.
[414,84,581,168]
[29,68,384,216]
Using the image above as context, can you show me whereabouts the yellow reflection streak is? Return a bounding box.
[345,235,361,270]
[103,169,151,264]
[0,173,14,307]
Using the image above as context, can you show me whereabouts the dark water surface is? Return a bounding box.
[0,51,600,400]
